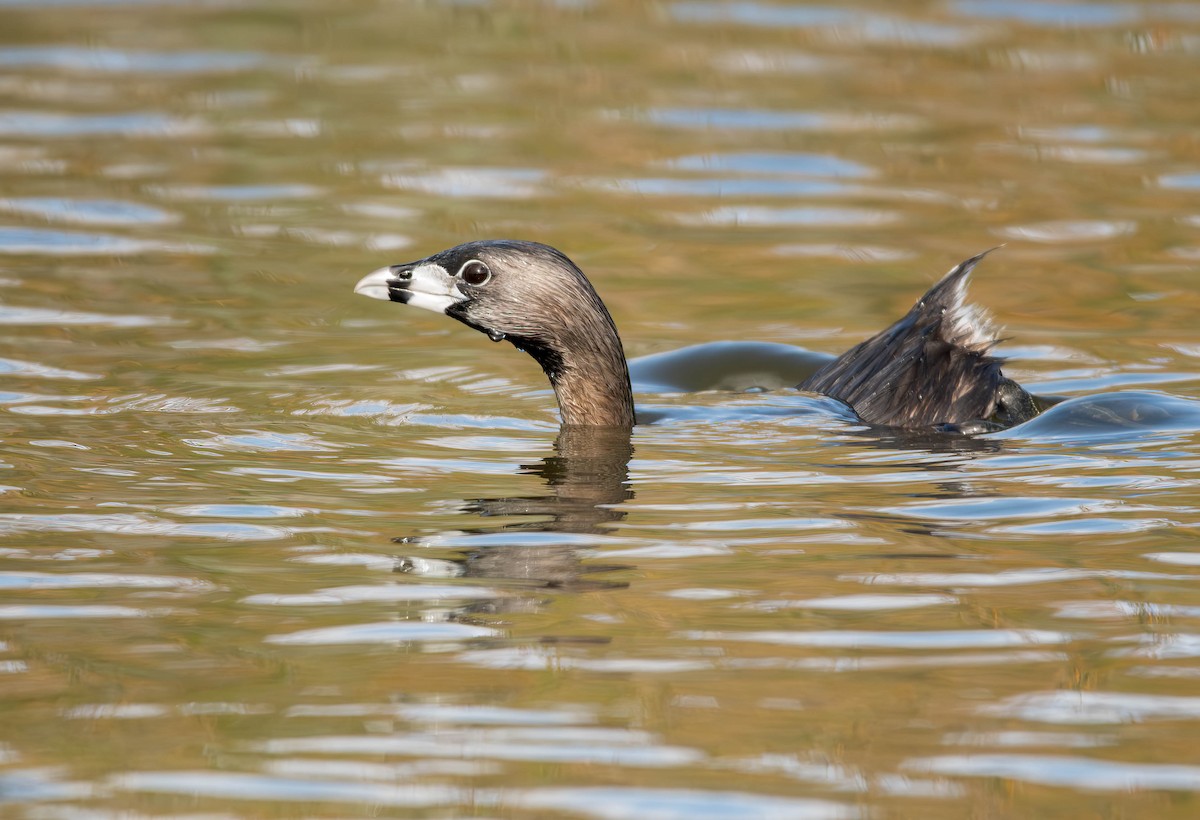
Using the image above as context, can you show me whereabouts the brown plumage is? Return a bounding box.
[354,241,1038,432]
[355,240,634,428]
[800,250,1037,430]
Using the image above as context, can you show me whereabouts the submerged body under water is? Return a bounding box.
[628,340,1200,443]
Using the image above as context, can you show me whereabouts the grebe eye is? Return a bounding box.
[459,260,491,287]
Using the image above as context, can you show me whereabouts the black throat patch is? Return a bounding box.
[444,304,566,384]
[506,334,566,384]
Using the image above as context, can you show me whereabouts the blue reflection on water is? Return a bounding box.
[953,0,1140,27]
[0,198,175,225]
[647,108,831,130]
[591,178,848,197]
[1160,172,1200,189]
[668,151,875,178]
[0,46,273,73]
[0,111,197,137]
[0,226,170,254]
[671,2,853,27]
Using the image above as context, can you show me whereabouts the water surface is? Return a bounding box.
[1,1,1200,817]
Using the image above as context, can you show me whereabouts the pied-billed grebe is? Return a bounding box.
[353,240,1038,432]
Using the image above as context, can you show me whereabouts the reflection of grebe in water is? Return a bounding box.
[394,428,635,596]
[355,241,1040,433]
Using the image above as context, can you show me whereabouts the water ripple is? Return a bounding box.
[63,704,168,719]
[740,594,958,612]
[943,730,1114,748]
[1108,633,1200,659]
[184,431,340,453]
[266,620,498,645]
[996,219,1135,242]
[1026,144,1147,164]
[0,604,153,619]
[507,786,857,819]
[245,583,501,606]
[838,18,982,47]
[667,151,875,178]
[671,2,853,27]
[286,702,591,725]
[265,758,499,780]
[0,767,91,802]
[585,177,847,198]
[719,753,963,796]
[224,466,398,485]
[1145,552,1200,565]
[953,0,1141,27]
[381,167,545,199]
[980,691,1200,723]
[112,770,459,807]
[774,243,914,261]
[166,503,319,519]
[458,646,711,673]
[711,50,839,74]
[0,45,275,73]
[0,110,206,137]
[884,496,1114,521]
[0,357,98,380]
[1000,391,1200,438]
[0,197,176,225]
[147,183,320,201]
[905,753,1200,791]
[682,629,1071,649]
[674,3,979,47]
[665,588,746,600]
[1160,172,1200,189]
[730,651,1068,672]
[676,206,897,227]
[643,108,921,132]
[258,727,705,767]
[0,513,292,540]
[0,226,209,254]
[1054,601,1200,620]
[114,772,852,819]
[0,547,111,561]
[846,568,1200,588]
[167,337,286,352]
[0,571,211,591]
[13,393,238,415]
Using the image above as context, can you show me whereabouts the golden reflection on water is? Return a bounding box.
[1,0,1200,817]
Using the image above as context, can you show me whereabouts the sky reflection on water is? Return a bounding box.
[1,0,1199,817]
